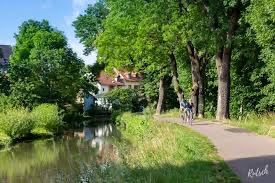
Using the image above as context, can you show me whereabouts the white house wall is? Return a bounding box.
[97,83,110,95]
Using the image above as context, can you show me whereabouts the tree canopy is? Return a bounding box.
[9,20,84,106]
[74,0,275,118]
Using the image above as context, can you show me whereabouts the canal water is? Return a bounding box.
[0,122,118,183]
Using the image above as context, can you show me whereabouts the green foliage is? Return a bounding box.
[143,105,156,119]
[87,62,105,76]
[76,0,275,118]
[139,71,178,111]
[80,72,99,96]
[0,73,11,95]
[116,113,150,139]
[161,108,180,118]
[106,88,140,112]
[9,80,40,107]
[31,104,63,134]
[9,20,84,107]
[246,0,275,111]
[0,132,11,147]
[0,94,16,112]
[73,0,108,55]
[0,108,33,140]
[230,31,265,117]
[0,103,63,146]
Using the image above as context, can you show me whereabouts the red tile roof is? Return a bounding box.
[97,71,124,86]
[120,72,142,82]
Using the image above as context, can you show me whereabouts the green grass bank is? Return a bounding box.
[0,104,63,147]
[75,113,239,183]
[227,113,275,137]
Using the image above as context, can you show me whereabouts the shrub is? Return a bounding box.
[31,104,63,135]
[0,132,11,146]
[0,94,17,112]
[106,88,140,112]
[0,108,33,140]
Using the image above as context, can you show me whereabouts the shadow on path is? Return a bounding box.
[225,128,251,134]
[228,155,275,183]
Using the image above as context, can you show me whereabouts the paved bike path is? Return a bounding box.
[156,117,275,183]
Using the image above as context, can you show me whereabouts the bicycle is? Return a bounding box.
[180,107,193,125]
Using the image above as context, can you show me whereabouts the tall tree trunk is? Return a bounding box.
[216,51,230,120]
[187,47,198,116]
[169,53,184,103]
[198,59,206,118]
[156,77,165,115]
[187,42,207,118]
[216,8,239,120]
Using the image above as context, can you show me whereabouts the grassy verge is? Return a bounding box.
[74,113,239,183]
[226,113,275,137]
[161,108,181,118]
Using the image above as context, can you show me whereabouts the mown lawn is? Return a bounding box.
[77,113,239,183]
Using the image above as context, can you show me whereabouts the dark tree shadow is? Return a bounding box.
[225,128,251,134]
[227,155,275,183]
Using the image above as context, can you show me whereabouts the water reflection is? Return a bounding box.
[0,123,118,183]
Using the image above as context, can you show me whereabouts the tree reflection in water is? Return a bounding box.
[0,123,118,183]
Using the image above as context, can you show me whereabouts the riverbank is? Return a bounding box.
[0,104,62,148]
[76,113,239,182]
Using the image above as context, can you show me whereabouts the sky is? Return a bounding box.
[0,0,97,65]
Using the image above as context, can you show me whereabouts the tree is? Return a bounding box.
[106,88,139,112]
[73,0,108,55]
[246,0,275,111]
[182,0,246,120]
[74,0,275,118]
[91,0,177,114]
[9,20,84,106]
[94,0,186,105]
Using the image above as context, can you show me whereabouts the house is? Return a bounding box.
[96,69,142,107]
[76,89,97,113]
[0,45,12,74]
[83,92,96,112]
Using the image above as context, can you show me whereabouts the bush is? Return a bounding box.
[31,104,63,135]
[0,108,34,140]
[0,132,11,146]
[0,94,18,112]
[106,88,140,112]
[0,103,63,147]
